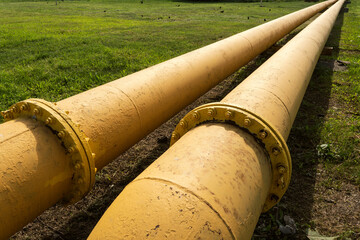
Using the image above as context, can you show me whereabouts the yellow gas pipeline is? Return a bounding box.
[88,0,345,239]
[0,0,336,238]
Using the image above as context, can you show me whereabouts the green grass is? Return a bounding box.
[255,1,360,238]
[317,0,360,186]
[0,0,313,112]
[1,0,359,238]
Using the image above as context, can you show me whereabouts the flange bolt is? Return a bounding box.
[277,165,286,174]
[68,146,77,153]
[207,108,216,117]
[172,132,180,141]
[192,111,200,120]
[225,110,233,119]
[259,130,268,139]
[179,120,188,129]
[33,108,41,116]
[20,103,29,111]
[45,117,53,125]
[57,130,67,139]
[244,118,252,127]
[272,147,280,156]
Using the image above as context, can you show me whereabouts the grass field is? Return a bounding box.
[1,0,359,239]
[0,0,316,109]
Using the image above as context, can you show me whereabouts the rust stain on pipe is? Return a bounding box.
[89,0,345,238]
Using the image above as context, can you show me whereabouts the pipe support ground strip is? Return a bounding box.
[170,103,291,212]
[1,99,96,203]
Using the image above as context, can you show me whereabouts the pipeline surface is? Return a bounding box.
[0,0,336,238]
[88,0,345,238]
[55,0,336,171]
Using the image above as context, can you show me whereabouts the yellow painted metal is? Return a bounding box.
[2,99,96,203]
[0,119,73,239]
[170,103,291,212]
[89,0,345,238]
[220,0,345,141]
[88,124,272,240]
[54,0,336,171]
[0,0,338,238]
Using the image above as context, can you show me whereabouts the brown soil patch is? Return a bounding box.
[318,59,351,72]
[12,53,261,240]
[12,52,360,239]
[312,165,360,236]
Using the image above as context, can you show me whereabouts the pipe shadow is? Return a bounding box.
[21,51,268,240]
[13,5,346,239]
[172,0,271,3]
[253,4,346,240]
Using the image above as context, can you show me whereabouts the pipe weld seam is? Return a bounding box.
[131,177,236,240]
[170,103,292,212]
[113,86,142,131]
[1,99,96,204]
[0,124,37,144]
[239,35,256,57]
[249,86,292,123]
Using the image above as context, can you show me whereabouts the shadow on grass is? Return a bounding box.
[172,0,272,3]
[32,50,270,240]
[253,6,346,240]
[14,5,346,240]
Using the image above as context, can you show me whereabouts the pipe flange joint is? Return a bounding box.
[170,103,291,212]
[1,99,96,204]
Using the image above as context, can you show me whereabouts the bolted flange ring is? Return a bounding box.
[170,102,291,212]
[1,99,96,204]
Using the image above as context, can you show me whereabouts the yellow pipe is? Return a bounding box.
[0,0,336,238]
[55,0,335,171]
[89,124,272,239]
[88,0,345,238]
[0,119,74,239]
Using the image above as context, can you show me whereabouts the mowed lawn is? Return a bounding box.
[0,0,314,111]
[1,0,359,238]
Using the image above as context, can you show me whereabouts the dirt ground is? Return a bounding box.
[11,49,360,239]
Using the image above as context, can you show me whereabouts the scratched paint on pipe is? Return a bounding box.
[56,0,336,171]
[222,0,345,140]
[89,124,272,239]
[0,119,73,239]
[88,180,233,240]
[56,36,254,170]
[0,0,339,238]
[89,1,346,238]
